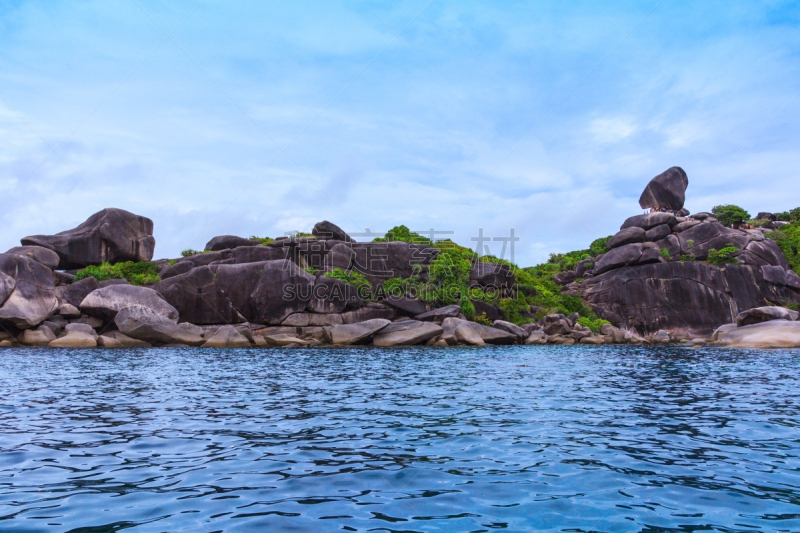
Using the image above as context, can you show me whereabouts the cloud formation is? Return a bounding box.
[1,0,798,265]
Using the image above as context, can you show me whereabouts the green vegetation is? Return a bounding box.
[577,316,611,333]
[711,204,751,227]
[181,249,200,257]
[767,220,800,273]
[167,260,177,266]
[785,302,799,312]
[373,225,434,245]
[660,247,671,260]
[324,268,372,293]
[680,254,694,262]
[303,266,319,275]
[74,261,160,286]
[249,236,274,245]
[707,245,739,265]
[589,236,612,256]
[773,208,800,222]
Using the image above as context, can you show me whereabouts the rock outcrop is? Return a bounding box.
[21,208,155,269]
[638,166,688,211]
[0,253,58,328]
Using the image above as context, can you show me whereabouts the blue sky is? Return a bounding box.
[1,0,799,265]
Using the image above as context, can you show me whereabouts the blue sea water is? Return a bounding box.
[0,345,799,532]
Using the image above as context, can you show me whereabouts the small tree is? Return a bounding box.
[711,205,751,227]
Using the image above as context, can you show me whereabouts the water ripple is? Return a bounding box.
[0,345,799,532]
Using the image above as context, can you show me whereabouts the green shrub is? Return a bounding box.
[167,260,177,266]
[711,204,751,227]
[589,236,612,256]
[324,268,372,293]
[473,312,493,326]
[707,246,739,265]
[680,254,694,262]
[577,316,611,333]
[181,249,200,257]
[74,261,160,286]
[303,266,319,275]
[249,236,274,245]
[373,225,434,245]
[767,222,800,273]
[660,247,671,260]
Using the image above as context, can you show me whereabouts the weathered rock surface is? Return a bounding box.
[581,262,800,338]
[312,220,353,242]
[0,253,58,328]
[202,325,252,347]
[383,296,427,316]
[713,320,800,348]
[607,227,646,249]
[330,318,390,345]
[736,306,799,327]
[469,262,515,292]
[204,235,258,252]
[153,266,246,324]
[56,277,98,308]
[21,208,155,268]
[373,320,443,346]
[5,246,60,270]
[621,212,678,231]
[80,284,179,322]
[307,276,362,314]
[638,166,689,211]
[416,304,461,322]
[114,305,204,346]
[50,331,97,347]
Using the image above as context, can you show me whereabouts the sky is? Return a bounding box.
[1,0,799,266]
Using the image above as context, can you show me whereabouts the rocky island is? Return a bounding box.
[1,167,799,349]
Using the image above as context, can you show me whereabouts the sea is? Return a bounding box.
[1,345,799,532]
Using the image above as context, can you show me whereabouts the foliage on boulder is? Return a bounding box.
[577,316,611,333]
[707,246,739,265]
[711,205,750,227]
[74,261,160,286]
[768,221,800,273]
[324,268,372,293]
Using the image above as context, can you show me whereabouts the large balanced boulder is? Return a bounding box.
[0,253,58,328]
[80,284,179,322]
[620,212,678,231]
[638,166,688,211]
[21,208,155,269]
[114,305,204,346]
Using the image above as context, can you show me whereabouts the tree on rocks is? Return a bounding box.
[711,205,751,228]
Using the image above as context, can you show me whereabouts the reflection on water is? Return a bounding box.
[1,345,799,532]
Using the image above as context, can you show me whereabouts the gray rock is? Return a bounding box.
[382,296,428,316]
[638,166,688,211]
[0,253,58,329]
[5,246,60,270]
[651,330,671,343]
[341,306,395,324]
[621,212,678,231]
[282,313,343,326]
[607,227,646,249]
[20,327,56,346]
[80,284,179,322]
[714,320,800,348]
[308,276,362,314]
[104,331,152,347]
[467,323,518,344]
[469,262,515,292]
[202,325,252,347]
[543,318,572,336]
[736,306,799,327]
[373,320,443,346]
[204,235,259,252]
[455,322,485,345]
[64,323,96,336]
[593,243,644,275]
[159,260,195,280]
[672,219,701,233]
[524,331,547,345]
[98,279,130,288]
[114,305,204,346]
[676,221,750,261]
[645,224,672,242]
[312,220,353,242]
[492,320,527,340]
[21,208,155,269]
[56,277,99,307]
[50,331,97,347]
[153,265,246,325]
[415,305,461,322]
[330,318,390,345]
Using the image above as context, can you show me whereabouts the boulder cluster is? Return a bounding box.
[0,209,632,348]
[1,164,798,349]
[554,167,800,340]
